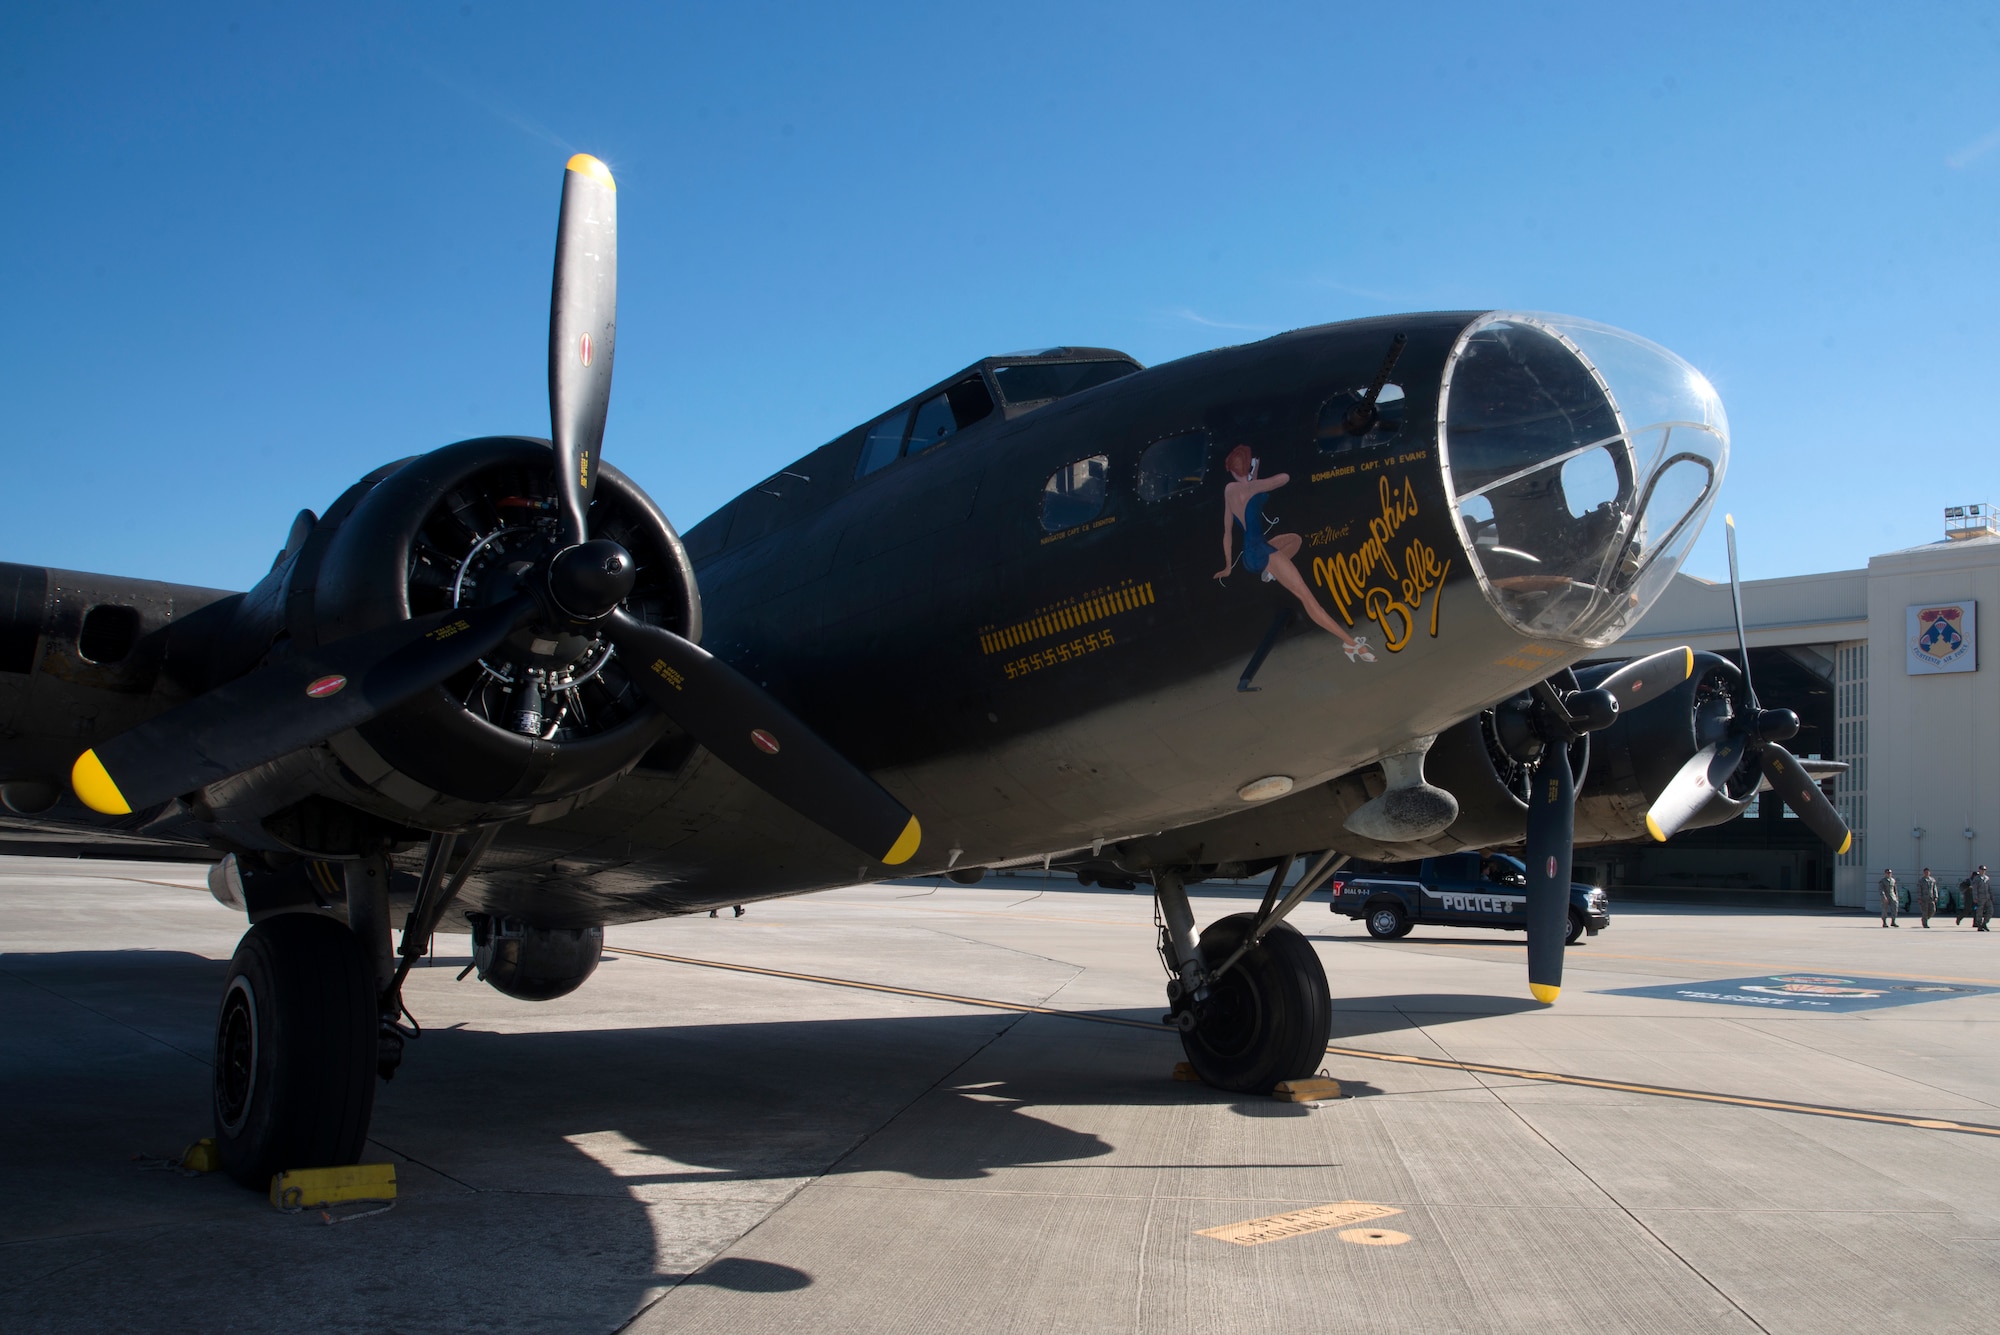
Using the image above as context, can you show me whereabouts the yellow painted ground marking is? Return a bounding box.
[602,949,2000,1139]
[1340,1227,1411,1246]
[1321,1043,2000,1136]
[1198,1201,1403,1246]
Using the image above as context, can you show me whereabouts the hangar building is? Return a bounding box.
[1585,507,2000,910]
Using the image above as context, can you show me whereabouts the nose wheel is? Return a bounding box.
[212,915,378,1189]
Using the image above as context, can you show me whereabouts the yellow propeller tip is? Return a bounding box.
[1681,646,1694,678]
[565,153,615,191]
[1530,983,1560,1005]
[1645,814,1667,843]
[71,750,132,815]
[880,815,922,866]
[1837,831,1853,856]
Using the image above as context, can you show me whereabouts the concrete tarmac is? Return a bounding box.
[3,856,1998,1334]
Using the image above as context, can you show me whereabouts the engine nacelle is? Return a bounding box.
[470,913,605,1001]
[191,437,700,856]
[1574,650,1752,842]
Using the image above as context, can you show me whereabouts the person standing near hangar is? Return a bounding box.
[1879,869,1901,927]
[1915,868,1939,928]
[1970,866,1993,932]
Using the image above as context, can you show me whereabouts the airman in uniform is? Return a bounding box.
[1915,868,1939,928]
[1878,869,1900,927]
[1970,866,1993,932]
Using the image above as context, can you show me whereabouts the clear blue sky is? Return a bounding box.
[4,2,1996,593]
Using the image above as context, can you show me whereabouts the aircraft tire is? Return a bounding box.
[1178,913,1332,1094]
[212,914,378,1190]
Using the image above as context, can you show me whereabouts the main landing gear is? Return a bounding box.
[213,833,497,1188]
[1155,853,1345,1092]
[214,913,377,1187]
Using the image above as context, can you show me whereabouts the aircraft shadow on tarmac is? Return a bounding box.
[3,947,1534,1333]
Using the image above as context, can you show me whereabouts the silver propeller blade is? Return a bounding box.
[549,153,618,545]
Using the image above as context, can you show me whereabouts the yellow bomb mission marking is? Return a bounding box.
[1311,475,1451,652]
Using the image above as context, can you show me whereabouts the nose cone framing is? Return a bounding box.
[1439,313,1729,648]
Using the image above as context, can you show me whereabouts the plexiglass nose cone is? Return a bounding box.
[1439,313,1729,646]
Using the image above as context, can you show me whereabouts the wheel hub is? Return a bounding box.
[214,977,257,1134]
[1189,957,1264,1059]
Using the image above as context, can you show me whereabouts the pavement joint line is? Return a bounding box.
[813,898,1151,929]
[1467,1046,1777,1335]
[603,946,1169,1030]
[606,946,2000,1140]
[612,952,1066,1334]
[0,964,213,1068]
[1724,1014,2000,1114]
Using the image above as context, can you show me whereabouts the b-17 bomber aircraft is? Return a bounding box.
[0,155,1851,1188]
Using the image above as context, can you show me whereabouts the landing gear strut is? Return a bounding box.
[1155,854,1344,1093]
[212,829,499,1187]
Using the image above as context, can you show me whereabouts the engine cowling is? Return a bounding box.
[1574,650,1753,842]
[192,437,699,855]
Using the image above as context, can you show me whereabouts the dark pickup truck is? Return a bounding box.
[1329,852,1610,942]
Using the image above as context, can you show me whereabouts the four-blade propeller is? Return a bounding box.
[71,155,921,868]
[1641,516,1852,854]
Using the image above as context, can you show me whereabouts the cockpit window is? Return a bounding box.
[946,375,995,431]
[854,375,997,478]
[908,392,956,456]
[1315,384,1405,452]
[855,409,911,478]
[992,360,1138,409]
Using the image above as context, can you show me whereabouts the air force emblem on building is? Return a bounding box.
[1907,601,1977,675]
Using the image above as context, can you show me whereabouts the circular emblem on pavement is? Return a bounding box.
[750,729,779,755]
[305,675,347,699]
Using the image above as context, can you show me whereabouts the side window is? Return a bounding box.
[853,376,996,477]
[946,375,995,432]
[913,376,997,454]
[1041,455,1108,532]
[1135,430,1209,503]
[907,392,956,456]
[855,409,911,478]
[1316,383,1405,452]
[1431,853,1478,883]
